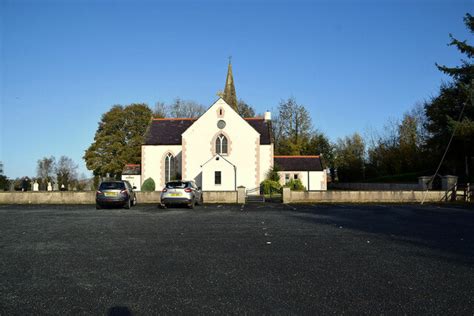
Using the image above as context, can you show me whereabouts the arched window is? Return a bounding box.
[215,134,228,155]
[165,153,175,183]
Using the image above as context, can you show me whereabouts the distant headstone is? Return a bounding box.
[442,175,458,191]
[418,176,432,190]
[53,183,59,191]
[47,182,53,191]
[33,181,39,191]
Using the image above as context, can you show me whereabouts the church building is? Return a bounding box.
[129,62,327,192]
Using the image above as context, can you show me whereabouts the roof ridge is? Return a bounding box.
[274,155,320,158]
[152,117,197,121]
[244,117,264,120]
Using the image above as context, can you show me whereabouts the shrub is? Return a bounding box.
[142,177,156,192]
[265,164,281,182]
[260,179,282,194]
[284,179,305,191]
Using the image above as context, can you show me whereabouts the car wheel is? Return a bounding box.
[132,196,137,206]
[124,199,131,209]
[96,204,101,210]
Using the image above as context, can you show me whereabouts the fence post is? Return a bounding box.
[467,183,470,202]
[452,183,457,202]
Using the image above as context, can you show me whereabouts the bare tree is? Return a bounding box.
[37,156,56,189]
[169,98,206,118]
[153,101,167,118]
[56,156,78,190]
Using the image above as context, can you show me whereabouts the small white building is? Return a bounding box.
[275,156,327,191]
[121,164,142,191]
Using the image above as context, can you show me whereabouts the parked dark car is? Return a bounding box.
[160,180,203,209]
[96,180,137,209]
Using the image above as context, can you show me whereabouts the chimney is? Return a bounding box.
[264,111,271,121]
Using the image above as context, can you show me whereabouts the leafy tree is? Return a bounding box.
[0,175,10,191]
[56,156,78,191]
[334,133,366,182]
[142,177,156,192]
[302,132,334,166]
[425,13,474,179]
[84,103,152,178]
[274,97,313,155]
[237,99,256,117]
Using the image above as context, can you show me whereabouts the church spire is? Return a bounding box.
[223,57,238,112]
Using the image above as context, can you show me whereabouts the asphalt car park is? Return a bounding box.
[0,203,473,314]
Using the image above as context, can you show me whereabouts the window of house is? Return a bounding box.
[285,173,290,184]
[215,171,222,185]
[294,174,298,180]
[215,134,228,154]
[165,153,175,183]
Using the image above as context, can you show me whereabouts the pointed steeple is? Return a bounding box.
[223,57,238,112]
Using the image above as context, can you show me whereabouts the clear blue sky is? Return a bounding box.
[1,0,471,179]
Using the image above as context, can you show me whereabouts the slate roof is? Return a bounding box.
[143,117,273,145]
[274,156,324,172]
[245,118,272,145]
[144,119,196,145]
[122,164,141,175]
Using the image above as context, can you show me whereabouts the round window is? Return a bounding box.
[217,120,226,129]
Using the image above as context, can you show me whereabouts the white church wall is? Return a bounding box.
[259,144,274,184]
[201,156,235,191]
[142,145,182,190]
[182,99,260,191]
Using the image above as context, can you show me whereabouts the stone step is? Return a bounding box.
[245,195,266,203]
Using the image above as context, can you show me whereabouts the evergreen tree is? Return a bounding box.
[425,13,474,179]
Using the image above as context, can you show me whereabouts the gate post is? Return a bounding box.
[237,186,246,204]
[282,187,291,204]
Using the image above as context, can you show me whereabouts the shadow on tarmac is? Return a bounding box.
[286,204,474,263]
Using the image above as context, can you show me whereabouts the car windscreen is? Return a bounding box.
[166,182,189,189]
[99,182,125,190]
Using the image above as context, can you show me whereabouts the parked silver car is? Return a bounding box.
[160,180,203,209]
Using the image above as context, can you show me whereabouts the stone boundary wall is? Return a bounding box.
[202,191,238,203]
[0,190,449,204]
[330,183,421,191]
[0,192,96,204]
[0,191,240,204]
[282,188,446,203]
